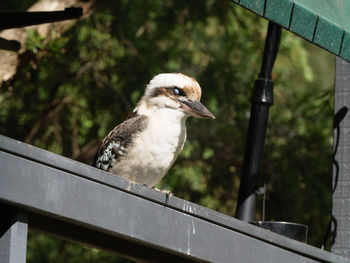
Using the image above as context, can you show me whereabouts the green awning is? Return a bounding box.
[232,0,350,61]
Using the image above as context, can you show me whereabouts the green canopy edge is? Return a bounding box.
[232,0,350,61]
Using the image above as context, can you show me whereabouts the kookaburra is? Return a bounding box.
[94,73,215,187]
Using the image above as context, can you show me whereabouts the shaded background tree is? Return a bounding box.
[0,0,334,261]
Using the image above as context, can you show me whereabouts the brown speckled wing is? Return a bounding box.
[94,113,149,171]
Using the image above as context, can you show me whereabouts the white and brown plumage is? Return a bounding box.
[94,73,215,187]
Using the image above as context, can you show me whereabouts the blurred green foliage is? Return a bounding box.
[0,0,334,261]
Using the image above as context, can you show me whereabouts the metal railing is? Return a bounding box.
[0,135,348,263]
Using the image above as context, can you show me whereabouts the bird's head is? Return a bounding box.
[136,73,215,119]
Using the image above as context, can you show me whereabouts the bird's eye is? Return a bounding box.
[173,87,180,95]
[172,87,186,96]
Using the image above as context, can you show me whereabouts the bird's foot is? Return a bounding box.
[153,187,173,197]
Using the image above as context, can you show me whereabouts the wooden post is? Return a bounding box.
[331,57,350,258]
[0,206,28,263]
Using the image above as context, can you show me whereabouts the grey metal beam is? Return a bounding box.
[0,135,349,263]
[28,213,196,263]
[0,205,28,263]
[332,57,350,259]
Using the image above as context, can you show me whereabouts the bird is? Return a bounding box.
[94,73,215,187]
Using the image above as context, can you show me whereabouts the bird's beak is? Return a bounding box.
[179,99,216,119]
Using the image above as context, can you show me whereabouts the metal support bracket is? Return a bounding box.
[0,205,28,263]
[235,22,282,221]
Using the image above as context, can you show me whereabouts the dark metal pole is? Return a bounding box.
[235,22,282,221]
[0,8,83,31]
